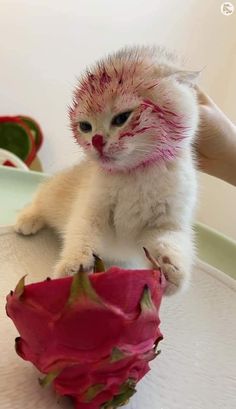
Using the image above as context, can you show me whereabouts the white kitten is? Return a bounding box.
[15,46,199,295]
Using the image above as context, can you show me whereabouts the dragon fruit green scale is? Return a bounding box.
[6,261,165,409]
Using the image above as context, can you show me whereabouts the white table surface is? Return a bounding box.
[0,227,235,409]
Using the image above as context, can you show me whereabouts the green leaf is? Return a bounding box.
[39,370,60,387]
[140,285,155,312]
[93,254,105,273]
[119,379,136,394]
[14,275,27,298]
[101,403,113,409]
[110,347,126,363]
[67,265,102,306]
[84,384,104,402]
[101,380,137,408]
[111,387,136,407]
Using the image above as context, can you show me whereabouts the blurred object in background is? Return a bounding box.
[0,148,28,170]
[0,116,43,171]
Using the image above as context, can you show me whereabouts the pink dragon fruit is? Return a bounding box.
[6,255,165,409]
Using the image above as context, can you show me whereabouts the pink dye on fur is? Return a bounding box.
[92,134,105,154]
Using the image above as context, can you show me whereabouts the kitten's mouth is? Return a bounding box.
[100,154,115,163]
[96,151,116,163]
[93,147,123,165]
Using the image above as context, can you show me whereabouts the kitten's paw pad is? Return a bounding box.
[14,211,45,235]
[53,253,94,278]
[157,255,188,296]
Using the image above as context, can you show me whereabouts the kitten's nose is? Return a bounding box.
[92,134,105,154]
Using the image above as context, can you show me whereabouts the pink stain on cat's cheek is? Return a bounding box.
[142,100,186,133]
[116,98,189,168]
[119,100,186,141]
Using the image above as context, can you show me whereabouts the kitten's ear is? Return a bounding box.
[171,70,201,86]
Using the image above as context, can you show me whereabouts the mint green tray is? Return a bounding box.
[1,166,235,279]
[0,166,49,224]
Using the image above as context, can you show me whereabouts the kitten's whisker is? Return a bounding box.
[134,147,157,154]
[135,143,159,149]
[134,150,154,154]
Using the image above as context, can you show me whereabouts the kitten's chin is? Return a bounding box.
[88,154,128,172]
[97,156,152,173]
[87,150,126,171]
[87,150,162,173]
[99,158,124,172]
[99,152,168,173]
[86,153,120,172]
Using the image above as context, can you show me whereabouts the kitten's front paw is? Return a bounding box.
[15,208,45,235]
[155,249,190,295]
[53,251,94,278]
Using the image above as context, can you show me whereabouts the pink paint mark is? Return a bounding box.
[134,126,153,134]
[88,73,96,82]
[88,79,96,93]
[119,131,133,139]
[92,134,105,154]
[127,146,177,172]
[115,97,190,169]
[100,69,111,86]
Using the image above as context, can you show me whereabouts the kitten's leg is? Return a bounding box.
[14,165,82,236]
[144,229,194,295]
[53,208,105,278]
[14,204,46,235]
[15,178,52,236]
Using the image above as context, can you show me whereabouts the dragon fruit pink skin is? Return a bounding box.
[6,263,165,409]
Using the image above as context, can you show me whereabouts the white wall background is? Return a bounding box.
[1,0,236,239]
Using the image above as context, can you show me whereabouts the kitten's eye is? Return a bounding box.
[78,121,92,133]
[111,111,132,127]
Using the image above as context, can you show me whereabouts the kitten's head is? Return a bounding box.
[70,46,199,172]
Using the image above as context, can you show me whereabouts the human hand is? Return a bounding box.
[195,88,236,185]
